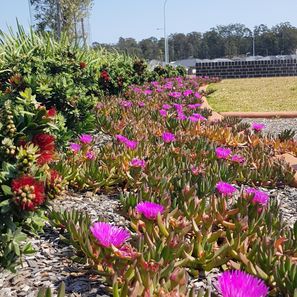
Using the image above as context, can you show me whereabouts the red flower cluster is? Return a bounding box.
[100,70,110,82]
[12,176,45,211]
[79,61,87,69]
[32,134,55,165]
[47,107,57,117]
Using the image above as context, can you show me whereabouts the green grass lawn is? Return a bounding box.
[207,77,297,112]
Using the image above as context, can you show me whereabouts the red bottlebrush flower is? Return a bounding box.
[100,70,110,82]
[79,61,87,69]
[32,134,55,165]
[11,176,45,211]
[32,134,55,152]
[47,107,57,117]
[49,169,61,185]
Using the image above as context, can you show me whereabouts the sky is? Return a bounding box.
[1,0,297,44]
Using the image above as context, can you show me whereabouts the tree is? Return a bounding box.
[30,0,93,41]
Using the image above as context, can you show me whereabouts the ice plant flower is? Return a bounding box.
[169,91,182,99]
[245,188,269,206]
[231,154,245,164]
[216,181,237,196]
[120,100,133,108]
[252,123,265,132]
[130,158,146,168]
[12,176,45,211]
[159,109,167,117]
[188,103,202,109]
[177,112,187,121]
[162,104,171,110]
[194,92,202,99]
[143,89,153,95]
[162,132,176,143]
[138,101,145,107]
[216,147,232,160]
[86,151,95,160]
[79,134,93,144]
[189,113,206,122]
[90,222,130,248]
[70,143,81,153]
[115,135,137,150]
[217,270,269,297]
[183,89,193,96]
[135,201,164,220]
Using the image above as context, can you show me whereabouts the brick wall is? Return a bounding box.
[196,59,297,78]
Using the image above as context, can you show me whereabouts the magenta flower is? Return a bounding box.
[164,82,173,89]
[79,134,93,144]
[159,109,167,117]
[216,147,232,159]
[133,87,142,93]
[177,112,187,121]
[216,181,237,196]
[189,113,206,122]
[194,92,202,99]
[231,154,245,164]
[69,143,81,152]
[90,222,130,248]
[168,91,182,99]
[162,104,171,110]
[162,132,176,143]
[120,100,133,108]
[188,103,202,109]
[86,151,95,160]
[138,101,145,107]
[115,135,137,150]
[130,158,146,168]
[143,89,153,95]
[135,201,164,220]
[173,103,183,112]
[183,89,193,96]
[245,188,269,206]
[218,270,269,297]
[252,123,265,132]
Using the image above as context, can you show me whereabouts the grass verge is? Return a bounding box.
[207,77,297,112]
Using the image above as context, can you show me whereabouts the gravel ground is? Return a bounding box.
[242,118,297,139]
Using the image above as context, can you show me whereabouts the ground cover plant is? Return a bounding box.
[207,77,297,112]
[47,77,297,296]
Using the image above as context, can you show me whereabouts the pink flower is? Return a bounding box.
[90,222,130,248]
[143,89,153,95]
[217,270,269,297]
[130,158,146,168]
[245,188,269,206]
[162,104,171,110]
[86,151,95,160]
[120,100,133,108]
[136,201,164,220]
[70,143,81,152]
[231,154,245,164]
[188,103,202,109]
[194,92,202,99]
[159,109,167,117]
[125,140,138,150]
[252,123,265,132]
[138,101,145,107]
[162,132,176,143]
[173,103,183,112]
[96,102,104,110]
[216,147,232,160]
[183,89,193,96]
[79,134,93,144]
[169,91,182,99]
[177,112,187,121]
[216,181,237,196]
[189,113,206,122]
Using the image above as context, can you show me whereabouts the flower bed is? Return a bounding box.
[1,71,297,295]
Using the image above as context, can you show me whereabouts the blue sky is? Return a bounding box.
[1,1,297,44]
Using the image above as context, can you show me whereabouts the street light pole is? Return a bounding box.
[252,30,255,57]
[163,0,169,64]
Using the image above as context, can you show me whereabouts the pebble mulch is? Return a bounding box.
[242,118,297,139]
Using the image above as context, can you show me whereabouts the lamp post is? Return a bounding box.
[163,0,169,63]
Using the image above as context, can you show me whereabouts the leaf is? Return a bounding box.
[1,185,12,196]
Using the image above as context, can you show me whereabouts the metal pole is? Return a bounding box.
[252,31,255,57]
[164,0,169,63]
